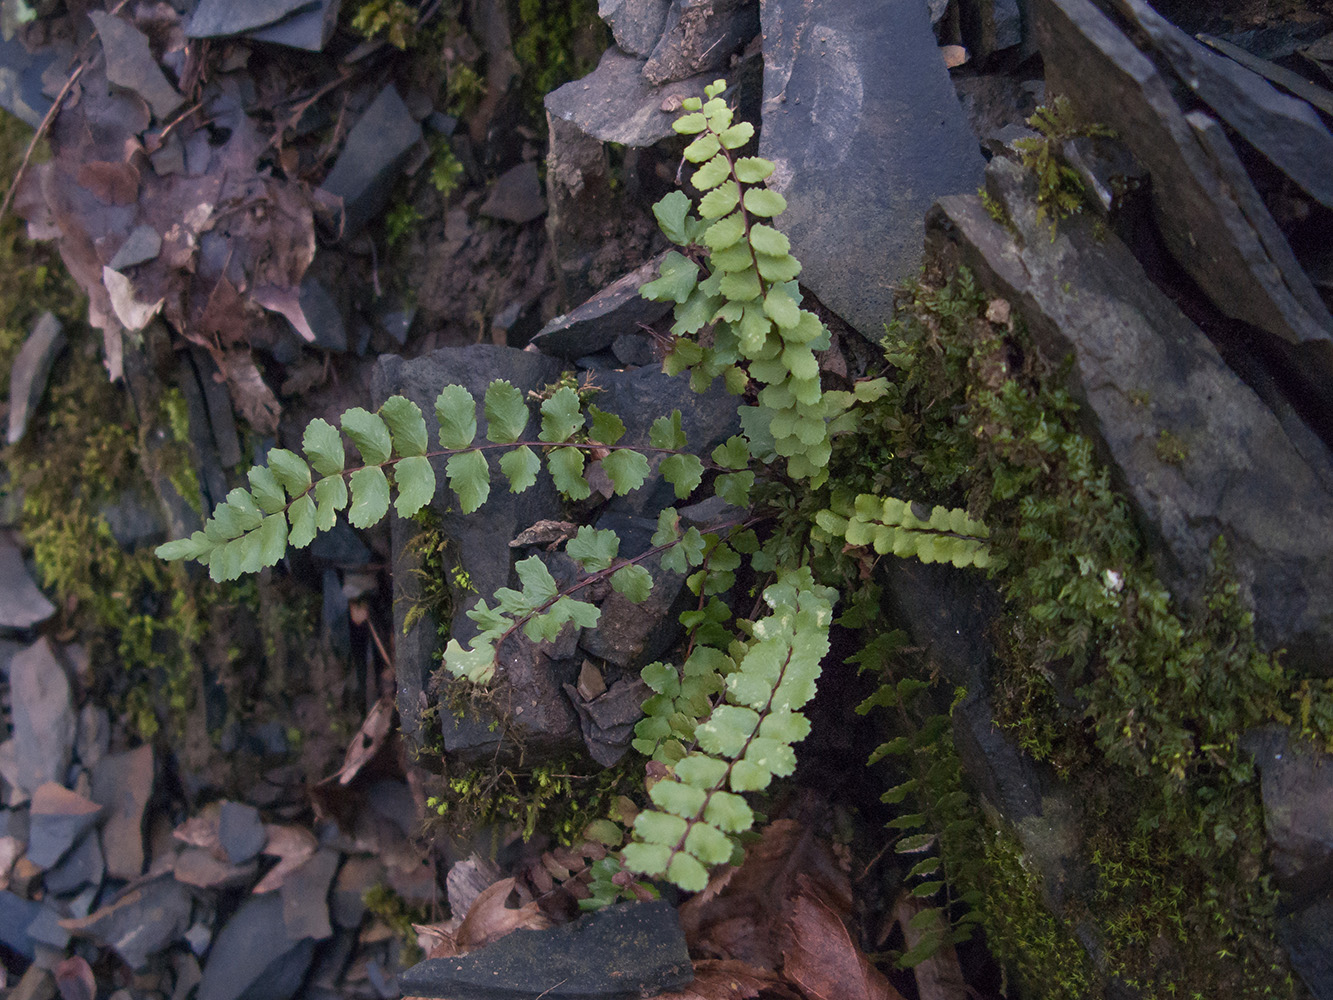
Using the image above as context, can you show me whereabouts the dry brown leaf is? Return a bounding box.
[782,889,904,1000]
[941,45,969,68]
[252,823,319,893]
[413,918,463,959]
[454,877,551,951]
[891,894,968,1000]
[76,161,140,204]
[172,802,224,858]
[252,283,316,342]
[331,695,395,786]
[655,960,801,1000]
[679,817,851,970]
[213,350,280,434]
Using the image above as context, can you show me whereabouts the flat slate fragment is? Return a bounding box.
[320,84,423,238]
[89,12,184,121]
[186,0,316,37]
[398,900,692,1000]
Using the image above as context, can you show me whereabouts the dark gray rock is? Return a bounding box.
[0,806,30,843]
[1245,728,1333,885]
[331,856,382,929]
[611,333,656,367]
[26,902,71,951]
[320,85,424,239]
[89,745,154,881]
[546,47,726,148]
[297,277,346,352]
[27,783,104,870]
[959,0,1024,62]
[7,311,65,446]
[399,900,692,1000]
[186,0,315,37]
[8,639,74,794]
[479,162,547,225]
[600,0,673,55]
[217,801,266,865]
[321,567,351,660]
[953,694,1042,825]
[0,535,55,631]
[308,518,372,568]
[246,0,342,51]
[99,490,167,552]
[89,12,184,121]
[198,892,316,1000]
[759,0,984,340]
[927,156,1333,670]
[643,0,759,84]
[0,33,56,128]
[1057,134,1148,220]
[279,849,338,942]
[1108,0,1333,211]
[1280,892,1333,1000]
[60,876,193,969]
[566,675,652,766]
[1198,32,1333,121]
[578,555,688,669]
[529,255,671,360]
[1033,0,1333,366]
[0,891,40,960]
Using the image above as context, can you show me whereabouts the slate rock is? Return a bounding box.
[44,827,104,894]
[308,518,372,567]
[198,892,316,1000]
[98,489,167,552]
[611,333,656,367]
[27,783,104,870]
[374,345,566,752]
[566,676,652,766]
[0,33,57,128]
[217,801,266,865]
[7,311,65,446]
[927,156,1333,670]
[0,890,41,960]
[321,567,351,660]
[1109,0,1333,210]
[479,162,547,225]
[279,849,338,942]
[1057,134,1148,220]
[186,0,315,37]
[578,555,688,670]
[959,0,1024,62]
[107,225,163,271]
[0,534,55,630]
[246,0,343,51]
[60,875,193,970]
[89,12,184,121]
[599,0,673,55]
[545,47,727,148]
[90,745,154,880]
[759,0,984,339]
[1245,728,1333,885]
[8,639,75,795]
[297,277,346,352]
[399,899,692,1000]
[320,84,423,238]
[1280,892,1333,1000]
[529,254,672,360]
[1033,0,1333,369]
[331,855,383,929]
[643,0,759,85]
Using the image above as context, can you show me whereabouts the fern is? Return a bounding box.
[156,80,995,898]
[1012,95,1115,232]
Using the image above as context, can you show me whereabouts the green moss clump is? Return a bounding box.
[843,265,1327,998]
[362,884,432,964]
[513,0,607,122]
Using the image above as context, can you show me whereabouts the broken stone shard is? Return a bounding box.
[759,0,984,339]
[479,162,547,225]
[197,892,317,1000]
[528,254,672,360]
[60,876,193,970]
[246,0,343,51]
[600,0,672,55]
[0,534,54,631]
[107,225,163,271]
[89,12,184,121]
[26,783,104,870]
[398,900,693,1000]
[643,0,759,85]
[186,0,318,38]
[8,638,75,795]
[90,745,154,880]
[320,84,423,239]
[7,311,65,446]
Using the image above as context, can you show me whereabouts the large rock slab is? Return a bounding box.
[1107,0,1333,211]
[8,639,75,795]
[926,156,1333,670]
[197,892,315,1000]
[759,0,984,339]
[1032,0,1333,371]
[60,875,193,969]
[399,900,692,1000]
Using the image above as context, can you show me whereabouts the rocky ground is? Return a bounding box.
[2,1,1333,1000]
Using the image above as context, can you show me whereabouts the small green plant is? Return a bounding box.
[349,0,416,49]
[157,80,987,895]
[1013,96,1114,234]
[428,138,465,197]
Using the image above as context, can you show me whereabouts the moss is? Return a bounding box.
[512,0,607,123]
[362,884,430,964]
[843,265,1328,998]
[427,757,643,845]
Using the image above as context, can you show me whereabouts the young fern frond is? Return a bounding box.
[621,568,836,890]
[155,382,698,583]
[815,492,992,569]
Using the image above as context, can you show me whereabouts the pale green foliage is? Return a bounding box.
[815,492,992,569]
[640,81,865,487]
[623,569,834,890]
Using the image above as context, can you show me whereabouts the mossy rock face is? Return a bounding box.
[845,264,1324,999]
